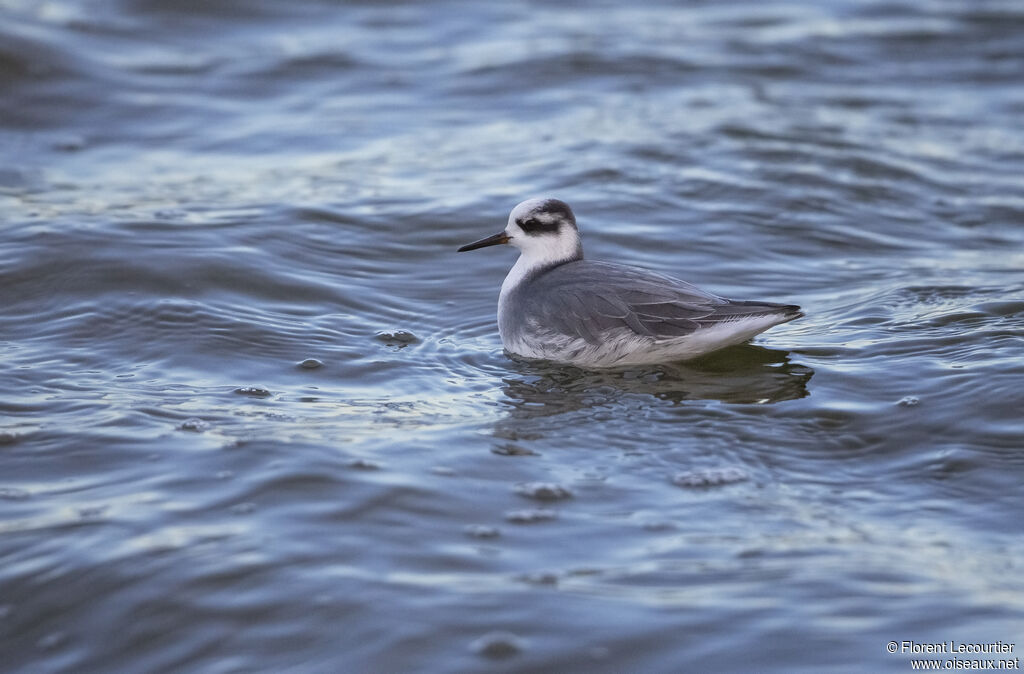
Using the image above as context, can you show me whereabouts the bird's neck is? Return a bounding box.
[500,243,582,298]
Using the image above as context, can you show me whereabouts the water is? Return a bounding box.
[2,0,1023,671]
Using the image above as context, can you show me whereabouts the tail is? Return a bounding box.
[702,300,803,326]
[770,304,803,323]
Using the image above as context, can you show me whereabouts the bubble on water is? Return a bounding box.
[431,466,456,476]
[229,502,256,515]
[514,482,572,501]
[347,459,382,470]
[37,631,66,650]
[374,330,420,348]
[215,470,234,480]
[505,508,557,524]
[77,505,108,519]
[463,524,501,539]
[897,396,920,407]
[672,467,748,488]
[469,631,526,659]
[178,417,209,432]
[313,593,335,607]
[518,571,558,585]
[53,135,85,152]
[154,208,186,219]
[931,448,979,478]
[234,386,272,398]
[492,444,538,457]
[298,358,324,369]
[0,487,30,500]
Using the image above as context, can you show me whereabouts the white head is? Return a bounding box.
[457,198,583,270]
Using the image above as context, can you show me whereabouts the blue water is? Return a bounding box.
[2,1,1023,671]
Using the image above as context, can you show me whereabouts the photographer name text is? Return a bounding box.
[897,642,1015,655]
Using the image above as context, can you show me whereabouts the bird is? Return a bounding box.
[457,198,803,368]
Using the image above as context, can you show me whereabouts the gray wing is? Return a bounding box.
[526,261,800,343]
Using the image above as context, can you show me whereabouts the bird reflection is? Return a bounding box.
[497,344,812,419]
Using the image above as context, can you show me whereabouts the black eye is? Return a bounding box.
[521,218,540,231]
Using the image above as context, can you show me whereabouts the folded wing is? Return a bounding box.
[527,261,800,344]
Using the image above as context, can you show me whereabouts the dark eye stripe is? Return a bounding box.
[519,217,560,234]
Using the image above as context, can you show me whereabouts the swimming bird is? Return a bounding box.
[457,198,802,368]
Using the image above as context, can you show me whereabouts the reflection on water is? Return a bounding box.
[499,344,812,418]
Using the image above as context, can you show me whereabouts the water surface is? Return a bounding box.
[2,1,1023,671]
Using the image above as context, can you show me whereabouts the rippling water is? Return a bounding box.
[3,0,1023,671]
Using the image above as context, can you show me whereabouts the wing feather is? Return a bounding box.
[524,261,797,344]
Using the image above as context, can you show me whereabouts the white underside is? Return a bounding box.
[503,313,792,368]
